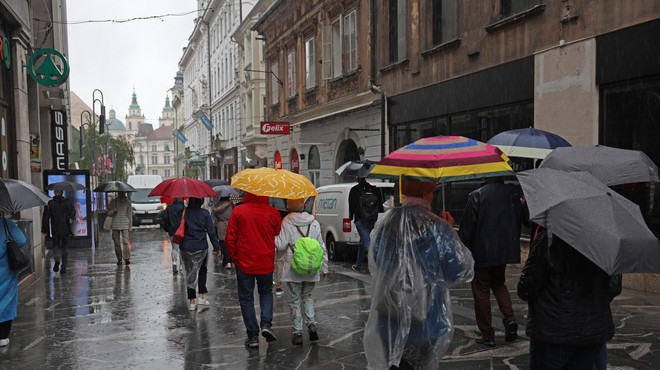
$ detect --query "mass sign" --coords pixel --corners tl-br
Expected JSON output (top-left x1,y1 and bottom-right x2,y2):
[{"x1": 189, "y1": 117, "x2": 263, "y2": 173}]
[
  {"x1": 28, "y1": 48, "x2": 69, "y2": 87},
  {"x1": 260, "y1": 121, "x2": 290, "y2": 135}
]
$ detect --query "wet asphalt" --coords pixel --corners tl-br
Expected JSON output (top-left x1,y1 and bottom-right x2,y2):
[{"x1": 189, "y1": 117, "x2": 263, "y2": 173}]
[{"x1": 1, "y1": 227, "x2": 660, "y2": 369}]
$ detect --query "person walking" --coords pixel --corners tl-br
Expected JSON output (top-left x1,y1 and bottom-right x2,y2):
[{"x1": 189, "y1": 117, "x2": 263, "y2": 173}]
[
  {"x1": 162, "y1": 197, "x2": 185, "y2": 273},
  {"x1": 274, "y1": 198, "x2": 328, "y2": 346},
  {"x1": 226, "y1": 192, "x2": 282, "y2": 348},
  {"x1": 179, "y1": 197, "x2": 221, "y2": 311},
  {"x1": 211, "y1": 196, "x2": 234, "y2": 270},
  {"x1": 518, "y1": 228, "x2": 616, "y2": 369},
  {"x1": 108, "y1": 192, "x2": 133, "y2": 265},
  {"x1": 364, "y1": 189, "x2": 474, "y2": 369},
  {"x1": 349, "y1": 177, "x2": 382, "y2": 273},
  {"x1": 458, "y1": 178, "x2": 523, "y2": 346},
  {"x1": 41, "y1": 190, "x2": 75, "y2": 273},
  {"x1": 0, "y1": 215, "x2": 28, "y2": 347}
]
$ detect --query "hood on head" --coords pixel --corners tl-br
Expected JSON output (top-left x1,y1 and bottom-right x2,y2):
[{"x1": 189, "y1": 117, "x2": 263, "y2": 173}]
[{"x1": 243, "y1": 192, "x2": 269, "y2": 204}]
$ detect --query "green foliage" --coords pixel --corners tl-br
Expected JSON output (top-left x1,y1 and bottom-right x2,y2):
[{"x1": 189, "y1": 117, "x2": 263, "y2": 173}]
[{"x1": 78, "y1": 124, "x2": 134, "y2": 182}]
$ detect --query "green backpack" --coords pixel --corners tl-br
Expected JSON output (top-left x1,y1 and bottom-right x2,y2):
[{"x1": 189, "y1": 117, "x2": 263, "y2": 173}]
[{"x1": 289, "y1": 225, "x2": 324, "y2": 275}]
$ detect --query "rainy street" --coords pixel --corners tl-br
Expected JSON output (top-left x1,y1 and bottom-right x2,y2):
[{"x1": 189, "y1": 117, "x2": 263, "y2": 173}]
[{"x1": 1, "y1": 227, "x2": 660, "y2": 369}]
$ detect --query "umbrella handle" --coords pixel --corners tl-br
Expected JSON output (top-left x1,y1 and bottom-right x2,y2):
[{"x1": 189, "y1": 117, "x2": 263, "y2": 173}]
[
  {"x1": 442, "y1": 183, "x2": 446, "y2": 211},
  {"x1": 395, "y1": 175, "x2": 402, "y2": 207}
]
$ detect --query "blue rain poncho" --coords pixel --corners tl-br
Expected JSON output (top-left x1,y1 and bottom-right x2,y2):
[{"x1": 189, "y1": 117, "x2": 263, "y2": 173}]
[{"x1": 364, "y1": 197, "x2": 474, "y2": 369}]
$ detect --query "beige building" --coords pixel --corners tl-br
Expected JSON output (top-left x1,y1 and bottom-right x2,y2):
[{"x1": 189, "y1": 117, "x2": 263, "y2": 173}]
[{"x1": 133, "y1": 96, "x2": 176, "y2": 179}]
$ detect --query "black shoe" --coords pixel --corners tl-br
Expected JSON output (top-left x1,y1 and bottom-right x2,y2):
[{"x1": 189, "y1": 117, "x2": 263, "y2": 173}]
[
  {"x1": 475, "y1": 335, "x2": 495, "y2": 347},
  {"x1": 53, "y1": 261, "x2": 60, "y2": 272},
  {"x1": 308, "y1": 324, "x2": 319, "y2": 342},
  {"x1": 124, "y1": 259, "x2": 130, "y2": 265},
  {"x1": 117, "y1": 260, "x2": 122, "y2": 266},
  {"x1": 505, "y1": 321, "x2": 518, "y2": 342},
  {"x1": 292, "y1": 333, "x2": 303, "y2": 346},
  {"x1": 261, "y1": 327, "x2": 277, "y2": 342},
  {"x1": 60, "y1": 266, "x2": 66, "y2": 274},
  {"x1": 351, "y1": 265, "x2": 360, "y2": 273},
  {"x1": 244, "y1": 336, "x2": 259, "y2": 348}
]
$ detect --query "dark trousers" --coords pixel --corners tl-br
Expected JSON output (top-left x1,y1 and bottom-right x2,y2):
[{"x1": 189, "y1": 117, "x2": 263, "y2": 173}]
[
  {"x1": 471, "y1": 265, "x2": 515, "y2": 337},
  {"x1": 236, "y1": 268, "x2": 274, "y2": 338},
  {"x1": 187, "y1": 255, "x2": 209, "y2": 300},
  {"x1": 0, "y1": 320, "x2": 12, "y2": 339},
  {"x1": 530, "y1": 340, "x2": 604, "y2": 370},
  {"x1": 52, "y1": 235, "x2": 69, "y2": 267},
  {"x1": 354, "y1": 219, "x2": 375, "y2": 269},
  {"x1": 218, "y1": 240, "x2": 231, "y2": 265}
]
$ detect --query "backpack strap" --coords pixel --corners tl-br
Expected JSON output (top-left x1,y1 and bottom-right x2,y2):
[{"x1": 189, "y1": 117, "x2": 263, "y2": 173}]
[
  {"x1": 290, "y1": 225, "x2": 312, "y2": 252},
  {"x1": 3, "y1": 217, "x2": 14, "y2": 243}
]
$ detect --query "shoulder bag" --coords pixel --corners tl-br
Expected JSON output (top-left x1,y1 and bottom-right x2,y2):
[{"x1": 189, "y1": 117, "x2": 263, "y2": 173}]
[
  {"x1": 3, "y1": 218, "x2": 30, "y2": 270},
  {"x1": 172, "y1": 209, "x2": 186, "y2": 245}
]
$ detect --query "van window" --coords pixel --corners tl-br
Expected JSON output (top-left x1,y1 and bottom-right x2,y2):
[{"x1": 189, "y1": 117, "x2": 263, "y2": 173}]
[
  {"x1": 304, "y1": 196, "x2": 315, "y2": 214},
  {"x1": 130, "y1": 189, "x2": 161, "y2": 204}
]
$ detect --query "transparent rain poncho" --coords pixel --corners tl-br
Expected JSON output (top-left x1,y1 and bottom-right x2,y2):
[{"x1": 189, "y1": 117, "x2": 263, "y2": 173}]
[
  {"x1": 181, "y1": 248, "x2": 209, "y2": 291},
  {"x1": 364, "y1": 197, "x2": 474, "y2": 370}
]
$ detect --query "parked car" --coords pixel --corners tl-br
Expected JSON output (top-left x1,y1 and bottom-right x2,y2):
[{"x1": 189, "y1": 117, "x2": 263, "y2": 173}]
[{"x1": 310, "y1": 181, "x2": 395, "y2": 261}]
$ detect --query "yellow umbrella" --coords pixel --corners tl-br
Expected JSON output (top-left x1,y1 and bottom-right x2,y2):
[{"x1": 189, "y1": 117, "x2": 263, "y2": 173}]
[{"x1": 231, "y1": 168, "x2": 318, "y2": 199}]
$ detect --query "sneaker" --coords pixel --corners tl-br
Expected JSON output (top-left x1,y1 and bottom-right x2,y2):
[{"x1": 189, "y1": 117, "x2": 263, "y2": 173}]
[
  {"x1": 244, "y1": 336, "x2": 259, "y2": 348},
  {"x1": 225, "y1": 263, "x2": 232, "y2": 270},
  {"x1": 275, "y1": 288, "x2": 284, "y2": 296},
  {"x1": 505, "y1": 321, "x2": 518, "y2": 342},
  {"x1": 0, "y1": 338, "x2": 8, "y2": 347},
  {"x1": 116, "y1": 260, "x2": 122, "y2": 266},
  {"x1": 308, "y1": 324, "x2": 319, "y2": 342},
  {"x1": 261, "y1": 327, "x2": 277, "y2": 342},
  {"x1": 60, "y1": 266, "x2": 66, "y2": 274},
  {"x1": 292, "y1": 333, "x2": 303, "y2": 346},
  {"x1": 475, "y1": 335, "x2": 495, "y2": 347},
  {"x1": 188, "y1": 303, "x2": 197, "y2": 311},
  {"x1": 124, "y1": 259, "x2": 130, "y2": 265},
  {"x1": 172, "y1": 264, "x2": 178, "y2": 274},
  {"x1": 351, "y1": 265, "x2": 361, "y2": 273},
  {"x1": 197, "y1": 298, "x2": 210, "y2": 306},
  {"x1": 53, "y1": 261, "x2": 60, "y2": 272}
]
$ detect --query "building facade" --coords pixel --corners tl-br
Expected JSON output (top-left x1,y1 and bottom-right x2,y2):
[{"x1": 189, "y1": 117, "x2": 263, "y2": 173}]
[{"x1": 132, "y1": 96, "x2": 176, "y2": 179}]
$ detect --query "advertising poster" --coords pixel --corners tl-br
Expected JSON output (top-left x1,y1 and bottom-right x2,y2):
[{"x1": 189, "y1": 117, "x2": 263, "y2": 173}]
[
  {"x1": 30, "y1": 132, "x2": 41, "y2": 172},
  {"x1": 43, "y1": 170, "x2": 91, "y2": 238}
]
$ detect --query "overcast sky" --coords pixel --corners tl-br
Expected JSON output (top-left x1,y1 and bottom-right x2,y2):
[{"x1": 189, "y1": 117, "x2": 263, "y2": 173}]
[{"x1": 66, "y1": 1, "x2": 197, "y2": 127}]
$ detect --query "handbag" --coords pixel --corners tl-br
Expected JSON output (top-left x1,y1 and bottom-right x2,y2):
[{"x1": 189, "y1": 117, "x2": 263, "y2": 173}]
[
  {"x1": 3, "y1": 218, "x2": 30, "y2": 270},
  {"x1": 103, "y1": 215, "x2": 113, "y2": 231},
  {"x1": 172, "y1": 209, "x2": 186, "y2": 245}
]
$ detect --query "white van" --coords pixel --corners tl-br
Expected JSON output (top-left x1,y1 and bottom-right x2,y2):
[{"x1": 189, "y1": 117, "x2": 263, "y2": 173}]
[
  {"x1": 126, "y1": 175, "x2": 165, "y2": 227},
  {"x1": 310, "y1": 181, "x2": 395, "y2": 261}
]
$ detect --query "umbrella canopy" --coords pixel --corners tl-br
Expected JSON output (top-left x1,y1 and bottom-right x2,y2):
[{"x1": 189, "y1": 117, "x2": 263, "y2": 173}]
[
  {"x1": 204, "y1": 179, "x2": 230, "y2": 187},
  {"x1": 213, "y1": 185, "x2": 240, "y2": 198},
  {"x1": 231, "y1": 168, "x2": 318, "y2": 199},
  {"x1": 47, "y1": 181, "x2": 86, "y2": 192},
  {"x1": 148, "y1": 177, "x2": 217, "y2": 199},
  {"x1": 0, "y1": 178, "x2": 51, "y2": 214},
  {"x1": 93, "y1": 181, "x2": 136, "y2": 193},
  {"x1": 539, "y1": 145, "x2": 659, "y2": 186},
  {"x1": 517, "y1": 168, "x2": 660, "y2": 275},
  {"x1": 487, "y1": 127, "x2": 571, "y2": 159},
  {"x1": 335, "y1": 160, "x2": 377, "y2": 178},
  {"x1": 369, "y1": 136, "x2": 514, "y2": 183}
]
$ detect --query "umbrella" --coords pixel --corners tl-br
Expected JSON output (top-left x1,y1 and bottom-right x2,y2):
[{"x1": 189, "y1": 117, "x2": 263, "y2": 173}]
[
  {"x1": 47, "y1": 181, "x2": 86, "y2": 192},
  {"x1": 93, "y1": 181, "x2": 136, "y2": 193},
  {"x1": 369, "y1": 136, "x2": 514, "y2": 205},
  {"x1": 539, "y1": 145, "x2": 659, "y2": 186},
  {"x1": 335, "y1": 160, "x2": 377, "y2": 178},
  {"x1": 204, "y1": 179, "x2": 230, "y2": 187},
  {"x1": 0, "y1": 178, "x2": 51, "y2": 214},
  {"x1": 231, "y1": 168, "x2": 318, "y2": 199},
  {"x1": 148, "y1": 177, "x2": 217, "y2": 199},
  {"x1": 487, "y1": 127, "x2": 571, "y2": 159},
  {"x1": 517, "y1": 168, "x2": 660, "y2": 275},
  {"x1": 213, "y1": 185, "x2": 240, "y2": 198}
]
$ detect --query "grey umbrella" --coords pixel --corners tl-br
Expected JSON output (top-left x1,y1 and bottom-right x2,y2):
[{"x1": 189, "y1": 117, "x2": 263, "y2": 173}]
[
  {"x1": 0, "y1": 178, "x2": 51, "y2": 214},
  {"x1": 517, "y1": 168, "x2": 660, "y2": 275},
  {"x1": 335, "y1": 160, "x2": 377, "y2": 178},
  {"x1": 93, "y1": 181, "x2": 136, "y2": 193},
  {"x1": 47, "y1": 181, "x2": 86, "y2": 192},
  {"x1": 212, "y1": 185, "x2": 240, "y2": 198},
  {"x1": 539, "y1": 145, "x2": 659, "y2": 185}
]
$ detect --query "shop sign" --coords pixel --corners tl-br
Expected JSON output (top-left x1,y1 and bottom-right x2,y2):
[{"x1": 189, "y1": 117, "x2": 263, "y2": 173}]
[
  {"x1": 50, "y1": 110, "x2": 68, "y2": 170},
  {"x1": 274, "y1": 151, "x2": 282, "y2": 169},
  {"x1": 260, "y1": 121, "x2": 290, "y2": 135},
  {"x1": 290, "y1": 149, "x2": 299, "y2": 173},
  {"x1": 28, "y1": 48, "x2": 69, "y2": 87}
]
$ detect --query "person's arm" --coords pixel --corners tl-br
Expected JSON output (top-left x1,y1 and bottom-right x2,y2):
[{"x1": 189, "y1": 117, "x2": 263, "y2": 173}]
[
  {"x1": 274, "y1": 220, "x2": 290, "y2": 251},
  {"x1": 126, "y1": 200, "x2": 133, "y2": 231},
  {"x1": 225, "y1": 212, "x2": 238, "y2": 261},
  {"x1": 67, "y1": 201, "x2": 76, "y2": 220},
  {"x1": 437, "y1": 222, "x2": 474, "y2": 285},
  {"x1": 517, "y1": 229, "x2": 548, "y2": 302},
  {"x1": 348, "y1": 186, "x2": 358, "y2": 221},
  {"x1": 6, "y1": 217, "x2": 27, "y2": 247},
  {"x1": 205, "y1": 212, "x2": 221, "y2": 253},
  {"x1": 458, "y1": 193, "x2": 479, "y2": 249},
  {"x1": 107, "y1": 200, "x2": 116, "y2": 216},
  {"x1": 313, "y1": 221, "x2": 328, "y2": 275},
  {"x1": 41, "y1": 205, "x2": 51, "y2": 235}
]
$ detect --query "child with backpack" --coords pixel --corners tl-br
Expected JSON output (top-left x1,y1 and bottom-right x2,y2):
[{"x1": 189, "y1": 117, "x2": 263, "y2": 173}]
[{"x1": 274, "y1": 198, "x2": 328, "y2": 346}]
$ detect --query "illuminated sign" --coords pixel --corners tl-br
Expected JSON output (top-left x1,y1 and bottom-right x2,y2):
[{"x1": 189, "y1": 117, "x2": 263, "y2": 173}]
[
  {"x1": 260, "y1": 121, "x2": 290, "y2": 135},
  {"x1": 50, "y1": 110, "x2": 68, "y2": 170}
]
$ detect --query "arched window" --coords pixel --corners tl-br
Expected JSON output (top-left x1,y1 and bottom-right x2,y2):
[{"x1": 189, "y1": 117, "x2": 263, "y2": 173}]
[{"x1": 308, "y1": 145, "x2": 320, "y2": 186}]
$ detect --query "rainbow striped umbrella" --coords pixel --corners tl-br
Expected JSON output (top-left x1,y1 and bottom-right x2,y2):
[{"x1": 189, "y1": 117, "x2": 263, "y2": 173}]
[{"x1": 370, "y1": 136, "x2": 514, "y2": 205}]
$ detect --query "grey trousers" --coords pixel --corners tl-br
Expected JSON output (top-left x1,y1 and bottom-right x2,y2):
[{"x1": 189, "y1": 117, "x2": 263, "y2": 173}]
[{"x1": 112, "y1": 229, "x2": 131, "y2": 260}]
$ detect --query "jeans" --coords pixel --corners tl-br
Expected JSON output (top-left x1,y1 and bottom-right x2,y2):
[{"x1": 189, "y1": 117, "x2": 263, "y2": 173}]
[
  {"x1": 530, "y1": 340, "x2": 603, "y2": 370},
  {"x1": 354, "y1": 219, "x2": 375, "y2": 269},
  {"x1": 471, "y1": 265, "x2": 515, "y2": 337},
  {"x1": 236, "y1": 268, "x2": 274, "y2": 338},
  {"x1": 51, "y1": 235, "x2": 69, "y2": 267},
  {"x1": 274, "y1": 248, "x2": 286, "y2": 289},
  {"x1": 287, "y1": 281, "x2": 316, "y2": 333}
]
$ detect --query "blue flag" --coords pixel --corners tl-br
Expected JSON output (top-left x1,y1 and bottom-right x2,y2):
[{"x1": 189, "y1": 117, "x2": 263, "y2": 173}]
[
  {"x1": 198, "y1": 112, "x2": 214, "y2": 131},
  {"x1": 173, "y1": 129, "x2": 187, "y2": 143}
]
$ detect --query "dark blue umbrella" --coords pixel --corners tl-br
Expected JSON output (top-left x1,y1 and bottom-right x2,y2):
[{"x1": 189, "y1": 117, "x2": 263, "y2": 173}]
[{"x1": 487, "y1": 127, "x2": 571, "y2": 159}]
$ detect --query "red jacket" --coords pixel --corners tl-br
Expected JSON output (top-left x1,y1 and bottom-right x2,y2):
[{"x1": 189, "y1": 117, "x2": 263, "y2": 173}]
[{"x1": 225, "y1": 193, "x2": 282, "y2": 274}]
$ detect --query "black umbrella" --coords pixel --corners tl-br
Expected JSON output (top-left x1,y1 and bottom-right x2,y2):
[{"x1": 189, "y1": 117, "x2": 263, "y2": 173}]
[
  {"x1": 93, "y1": 181, "x2": 136, "y2": 193},
  {"x1": 205, "y1": 179, "x2": 230, "y2": 187},
  {"x1": 47, "y1": 181, "x2": 86, "y2": 192},
  {"x1": 335, "y1": 160, "x2": 377, "y2": 178},
  {"x1": 0, "y1": 178, "x2": 51, "y2": 213}
]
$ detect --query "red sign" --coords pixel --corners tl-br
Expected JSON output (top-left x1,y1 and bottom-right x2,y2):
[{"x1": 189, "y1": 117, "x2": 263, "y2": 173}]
[
  {"x1": 274, "y1": 151, "x2": 282, "y2": 169},
  {"x1": 261, "y1": 121, "x2": 290, "y2": 135},
  {"x1": 290, "y1": 149, "x2": 299, "y2": 173}
]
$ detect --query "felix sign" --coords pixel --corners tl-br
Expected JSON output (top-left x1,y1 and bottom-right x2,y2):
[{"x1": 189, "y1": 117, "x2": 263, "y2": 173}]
[
  {"x1": 51, "y1": 110, "x2": 68, "y2": 170},
  {"x1": 260, "y1": 121, "x2": 290, "y2": 135}
]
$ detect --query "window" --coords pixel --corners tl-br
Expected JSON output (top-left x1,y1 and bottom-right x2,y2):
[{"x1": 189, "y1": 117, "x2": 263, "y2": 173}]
[
  {"x1": 271, "y1": 61, "x2": 280, "y2": 105},
  {"x1": 151, "y1": 144, "x2": 157, "y2": 152},
  {"x1": 164, "y1": 155, "x2": 171, "y2": 164},
  {"x1": 151, "y1": 155, "x2": 158, "y2": 165},
  {"x1": 322, "y1": 25, "x2": 333, "y2": 79},
  {"x1": 389, "y1": 0, "x2": 407, "y2": 63},
  {"x1": 307, "y1": 145, "x2": 321, "y2": 187},
  {"x1": 165, "y1": 169, "x2": 171, "y2": 177},
  {"x1": 342, "y1": 11, "x2": 357, "y2": 72},
  {"x1": 151, "y1": 169, "x2": 158, "y2": 176},
  {"x1": 432, "y1": 0, "x2": 458, "y2": 45},
  {"x1": 331, "y1": 20, "x2": 341, "y2": 78},
  {"x1": 139, "y1": 155, "x2": 144, "y2": 165},
  {"x1": 305, "y1": 38, "x2": 316, "y2": 89},
  {"x1": 287, "y1": 51, "x2": 296, "y2": 98},
  {"x1": 501, "y1": 0, "x2": 537, "y2": 18}
]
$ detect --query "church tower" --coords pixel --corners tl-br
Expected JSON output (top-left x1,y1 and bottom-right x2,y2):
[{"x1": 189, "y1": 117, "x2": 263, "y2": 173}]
[{"x1": 125, "y1": 89, "x2": 144, "y2": 138}]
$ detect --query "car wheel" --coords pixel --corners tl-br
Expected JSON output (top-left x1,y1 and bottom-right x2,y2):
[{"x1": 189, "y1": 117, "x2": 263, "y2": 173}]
[{"x1": 326, "y1": 233, "x2": 338, "y2": 262}]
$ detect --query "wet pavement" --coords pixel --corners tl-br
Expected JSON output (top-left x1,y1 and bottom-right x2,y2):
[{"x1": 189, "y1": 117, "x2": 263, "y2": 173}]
[{"x1": 1, "y1": 227, "x2": 660, "y2": 369}]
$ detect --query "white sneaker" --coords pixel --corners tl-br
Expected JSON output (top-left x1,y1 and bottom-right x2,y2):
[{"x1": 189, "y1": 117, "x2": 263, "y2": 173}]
[
  {"x1": 225, "y1": 263, "x2": 232, "y2": 270},
  {"x1": 188, "y1": 303, "x2": 197, "y2": 311},
  {"x1": 0, "y1": 338, "x2": 9, "y2": 347},
  {"x1": 197, "y1": 298, "x2": 209, "y2": 305}
]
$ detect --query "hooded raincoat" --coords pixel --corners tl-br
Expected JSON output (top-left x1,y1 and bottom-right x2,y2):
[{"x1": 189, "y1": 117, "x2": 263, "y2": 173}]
[{"x1": 275, "y1": 211, "x2": 328, "y2": 282}]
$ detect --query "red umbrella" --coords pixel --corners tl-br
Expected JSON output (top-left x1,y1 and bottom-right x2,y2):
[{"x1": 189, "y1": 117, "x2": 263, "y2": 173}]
[{"x1": 148, "y1": 177, "x2": 217, "y2": 199}]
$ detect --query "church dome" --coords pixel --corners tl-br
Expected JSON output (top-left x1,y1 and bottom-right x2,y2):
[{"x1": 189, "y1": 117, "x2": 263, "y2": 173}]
[{"x1": 106, "y1": 108, "x2": 126, "y2": 131}]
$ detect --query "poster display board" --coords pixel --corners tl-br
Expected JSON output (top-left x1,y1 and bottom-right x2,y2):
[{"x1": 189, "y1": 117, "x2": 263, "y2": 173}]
[{"x1": 42, "y1": 170, "x2": 91, "y2": 240}]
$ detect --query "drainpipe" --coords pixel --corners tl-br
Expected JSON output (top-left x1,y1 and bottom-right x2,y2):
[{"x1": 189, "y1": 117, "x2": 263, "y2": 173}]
[{"x1": 370, "y1": 0, "x2": 386, "y2": 159}]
